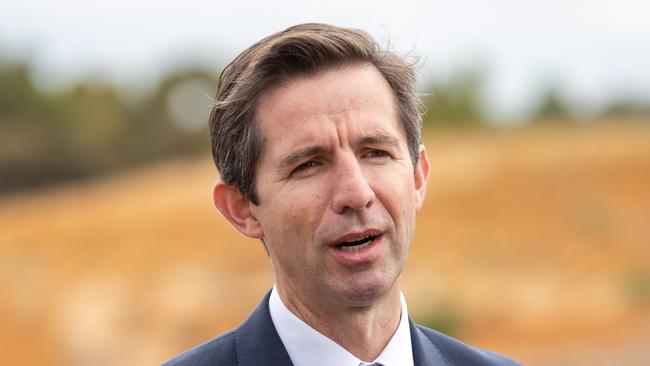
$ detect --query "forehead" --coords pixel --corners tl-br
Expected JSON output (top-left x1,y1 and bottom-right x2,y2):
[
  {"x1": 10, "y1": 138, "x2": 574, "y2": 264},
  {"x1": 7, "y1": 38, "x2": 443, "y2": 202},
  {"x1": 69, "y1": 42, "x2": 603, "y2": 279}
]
[{"x1": 254, "y1": 64, "x2": 403, "y2": 145}]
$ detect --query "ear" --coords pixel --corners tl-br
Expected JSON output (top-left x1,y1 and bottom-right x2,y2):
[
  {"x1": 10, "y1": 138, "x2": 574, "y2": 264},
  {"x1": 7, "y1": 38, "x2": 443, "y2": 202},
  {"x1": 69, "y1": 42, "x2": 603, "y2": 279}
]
[
  {"x1": 413, "y1": 144, "x2": 430, "y2": 211},
  {"x1": 212, "y1": 180, "x2": 264, "y2": 239}
]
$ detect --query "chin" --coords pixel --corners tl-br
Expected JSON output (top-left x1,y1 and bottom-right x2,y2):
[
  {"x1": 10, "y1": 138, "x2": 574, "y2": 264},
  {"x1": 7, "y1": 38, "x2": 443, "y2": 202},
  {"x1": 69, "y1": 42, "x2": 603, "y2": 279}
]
[{"x1": 336, "y1": 275, "x2": 398, "y2": 306}]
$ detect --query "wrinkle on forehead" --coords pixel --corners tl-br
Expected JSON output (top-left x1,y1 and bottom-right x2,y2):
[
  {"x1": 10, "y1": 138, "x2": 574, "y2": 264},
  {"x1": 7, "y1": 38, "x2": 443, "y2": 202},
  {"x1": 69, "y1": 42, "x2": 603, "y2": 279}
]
[
  {"x1": 255, "y1": 64, "x2": 398, "y2": 128},
  {"x1": 277, "y1": 109, "x2": 400, "y2": 152},
  {"x1": 253, "y1": 63, "x2": 407, "y2": 182}
]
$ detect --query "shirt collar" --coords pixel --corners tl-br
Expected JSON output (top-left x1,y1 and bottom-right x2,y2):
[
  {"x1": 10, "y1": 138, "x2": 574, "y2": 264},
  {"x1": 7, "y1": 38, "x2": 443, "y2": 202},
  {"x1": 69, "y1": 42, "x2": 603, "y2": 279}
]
[{"x1": 269, "y1": 286, "x2": 414, "y2": 366}]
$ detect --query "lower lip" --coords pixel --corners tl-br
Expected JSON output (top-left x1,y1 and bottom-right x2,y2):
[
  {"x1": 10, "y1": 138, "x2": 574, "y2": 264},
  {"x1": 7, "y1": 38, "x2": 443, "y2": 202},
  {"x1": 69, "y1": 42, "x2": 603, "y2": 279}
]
[{"x1": 328, "y1": 235, "x2": 383, "y2": 266}]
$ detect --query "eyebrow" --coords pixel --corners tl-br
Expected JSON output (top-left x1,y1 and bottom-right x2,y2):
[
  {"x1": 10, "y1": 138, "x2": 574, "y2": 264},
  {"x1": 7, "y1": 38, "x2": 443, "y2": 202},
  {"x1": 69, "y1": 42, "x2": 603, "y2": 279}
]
[
  {"x1": 277, "y1": 133, "x2": 401, "y2": 170},
  {"x1": 357, "y1": 134, "x2": 401, "y2": 150},
  {"x1": 278, "y1": 145, "x2": 331, "y2": 171}
]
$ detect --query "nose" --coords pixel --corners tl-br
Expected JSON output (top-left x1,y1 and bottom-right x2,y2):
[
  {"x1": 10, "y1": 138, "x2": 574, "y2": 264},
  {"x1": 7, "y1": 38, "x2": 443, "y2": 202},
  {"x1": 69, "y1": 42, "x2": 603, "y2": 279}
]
[{"x1": 330, "y1": 156, "x2": 375, "y2": 214}]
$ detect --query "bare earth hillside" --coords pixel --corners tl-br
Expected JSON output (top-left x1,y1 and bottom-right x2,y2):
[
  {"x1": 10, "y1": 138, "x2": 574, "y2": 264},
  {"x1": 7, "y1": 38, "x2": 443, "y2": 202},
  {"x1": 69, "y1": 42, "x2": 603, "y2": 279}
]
[{"x1": 1, "y1": 121, "x2": 649, "y2": 365}]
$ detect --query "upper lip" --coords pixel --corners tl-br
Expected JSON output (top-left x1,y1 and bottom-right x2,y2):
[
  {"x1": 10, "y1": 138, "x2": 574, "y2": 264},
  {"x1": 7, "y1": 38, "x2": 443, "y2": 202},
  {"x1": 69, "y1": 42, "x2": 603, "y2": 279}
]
[{"x1": 329, "y1": 229, "x2": 383, "y2": 247}]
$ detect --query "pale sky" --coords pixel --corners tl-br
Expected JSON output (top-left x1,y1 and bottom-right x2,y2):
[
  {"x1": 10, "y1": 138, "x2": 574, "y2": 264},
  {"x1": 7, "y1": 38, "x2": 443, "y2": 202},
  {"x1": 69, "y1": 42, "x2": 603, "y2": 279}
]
[{"x1": 2, "y1": 0, "x2": 650, "y2": 119}]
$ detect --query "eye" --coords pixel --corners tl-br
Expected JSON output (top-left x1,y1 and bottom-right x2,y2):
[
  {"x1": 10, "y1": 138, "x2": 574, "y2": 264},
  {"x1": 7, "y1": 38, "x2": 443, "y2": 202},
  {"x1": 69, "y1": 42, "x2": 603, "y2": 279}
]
[
  {"x1": 291, "y1": 160, "x2": 319, "y2": 176},
  {"x1": 365, "y1": 149, "x2": 390, "y2": 158}
]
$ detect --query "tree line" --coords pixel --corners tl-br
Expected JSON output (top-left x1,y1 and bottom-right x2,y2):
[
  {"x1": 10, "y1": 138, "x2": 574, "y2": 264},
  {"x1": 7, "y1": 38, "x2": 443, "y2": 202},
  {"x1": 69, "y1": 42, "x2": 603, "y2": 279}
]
[{"x1": 1, "y1": 60, "x2": 647, "y2": 195}]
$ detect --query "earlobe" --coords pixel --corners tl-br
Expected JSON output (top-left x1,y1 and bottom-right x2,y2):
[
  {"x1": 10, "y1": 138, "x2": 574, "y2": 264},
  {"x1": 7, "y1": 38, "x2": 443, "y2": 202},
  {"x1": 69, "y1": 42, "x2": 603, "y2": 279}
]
[
  {"x1": 414, "y1": 145, "x2": 430, "y2": 211},
  {"x1": 212, "y1": 180, "x2": 264, "y2": 238}
]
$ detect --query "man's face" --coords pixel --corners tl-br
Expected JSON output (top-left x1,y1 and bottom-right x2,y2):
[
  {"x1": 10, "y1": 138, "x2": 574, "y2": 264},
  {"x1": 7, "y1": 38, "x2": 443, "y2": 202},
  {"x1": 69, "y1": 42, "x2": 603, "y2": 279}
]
[{"x1": 249, "y1": 64, "x2": 428, "y2": 308}]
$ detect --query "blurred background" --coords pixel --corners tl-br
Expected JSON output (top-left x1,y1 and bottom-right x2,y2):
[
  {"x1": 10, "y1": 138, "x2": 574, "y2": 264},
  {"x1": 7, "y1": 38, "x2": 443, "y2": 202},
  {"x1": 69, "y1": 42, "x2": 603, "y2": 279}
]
[{"x1": 1, "y1": 1, "x2": 649, "y2": 365}]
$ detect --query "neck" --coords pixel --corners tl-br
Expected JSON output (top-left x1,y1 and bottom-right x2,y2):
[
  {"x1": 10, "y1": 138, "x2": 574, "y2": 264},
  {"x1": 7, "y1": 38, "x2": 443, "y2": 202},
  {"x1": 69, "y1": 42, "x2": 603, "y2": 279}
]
[{"x1": 275, "y1": 281, "x2": 403, "y2": 361}]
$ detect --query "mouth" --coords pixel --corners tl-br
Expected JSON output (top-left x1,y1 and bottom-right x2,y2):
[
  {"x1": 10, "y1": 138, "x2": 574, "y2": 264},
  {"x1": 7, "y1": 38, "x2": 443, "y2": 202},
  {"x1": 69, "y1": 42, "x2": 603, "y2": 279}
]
[
  {"x1": 328, "y1": 231, "x2": 383, "y2": 265},
  {"x1": 334, "y1": 235, "x2": 378, "y2": 252}
]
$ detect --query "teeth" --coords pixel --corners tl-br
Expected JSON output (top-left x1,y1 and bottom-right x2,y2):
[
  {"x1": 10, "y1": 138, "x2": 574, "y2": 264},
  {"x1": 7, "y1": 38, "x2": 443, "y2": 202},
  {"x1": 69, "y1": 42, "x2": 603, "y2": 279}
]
[
  {"x1": 340, "y1": 240, "x2": 373, "y2": 252},
  {"x1": 336, "y1": 235, "x2": 375, "y2": 251},
  {"x1": 344, "y1": 235, "x2": 372, "y2": 244}
]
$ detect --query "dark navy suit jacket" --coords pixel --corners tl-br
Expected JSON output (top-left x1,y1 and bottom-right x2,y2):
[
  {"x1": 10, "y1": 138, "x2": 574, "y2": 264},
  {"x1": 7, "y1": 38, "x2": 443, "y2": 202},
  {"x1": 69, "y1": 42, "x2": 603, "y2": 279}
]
[{"x1": 162, "y1": 292, "x2": 521, "y2": 366}]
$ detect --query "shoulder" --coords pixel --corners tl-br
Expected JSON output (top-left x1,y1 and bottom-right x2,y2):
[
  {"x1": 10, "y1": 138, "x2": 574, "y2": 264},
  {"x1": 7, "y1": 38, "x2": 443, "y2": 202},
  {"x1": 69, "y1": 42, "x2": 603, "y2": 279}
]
[
  {"x1": 161, "y1": 329, "x2": 238, "y2": 366},
  {"x1": 413, "y1": 323, "x2": 522, "y2": 366}
]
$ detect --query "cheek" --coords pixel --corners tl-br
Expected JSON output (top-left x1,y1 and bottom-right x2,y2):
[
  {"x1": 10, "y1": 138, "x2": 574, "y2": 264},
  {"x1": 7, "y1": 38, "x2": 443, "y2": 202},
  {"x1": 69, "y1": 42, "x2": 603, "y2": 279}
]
[
  {"x1": 370, "y1": 165, "x2": 415, "y2": 203},
  {"x1": 369, "y1": 168, "x2": 417, "y2": 233},
  {"x1": 261, "y1": 187, "x2": 327, "y2": 246}
]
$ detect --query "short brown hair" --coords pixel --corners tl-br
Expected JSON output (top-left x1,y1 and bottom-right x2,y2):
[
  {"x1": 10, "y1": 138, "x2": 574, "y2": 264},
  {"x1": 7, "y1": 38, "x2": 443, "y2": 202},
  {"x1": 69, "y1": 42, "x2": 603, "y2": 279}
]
[{"x1": 209, "y1": 23, "x2": 422, "y2": 204}]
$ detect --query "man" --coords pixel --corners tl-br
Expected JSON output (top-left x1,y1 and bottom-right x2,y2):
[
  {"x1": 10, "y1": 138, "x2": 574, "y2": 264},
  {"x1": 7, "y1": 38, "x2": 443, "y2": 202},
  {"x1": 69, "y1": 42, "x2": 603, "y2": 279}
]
[{"x1": 163, "y1": 23, "x2": 520, "y2": 366}]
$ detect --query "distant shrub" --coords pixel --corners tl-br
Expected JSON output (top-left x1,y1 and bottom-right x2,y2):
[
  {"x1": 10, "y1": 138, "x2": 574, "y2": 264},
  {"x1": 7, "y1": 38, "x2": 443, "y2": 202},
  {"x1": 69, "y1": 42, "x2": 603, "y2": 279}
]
[
  {"x1": 531, "y1": 85, "x2": 573, "y2": 121},
  {"x1": 0, "y1": 60, "x2": 217, "y2": 194},
  {"x1": 621, "y1": 267, "x2": 650, "y2": 307},
  {"x1": 421, "y1": 69, "x2": 485, "y2": 127},
  {"x1": 414, "y1": 304, "x2": 463, "y2": 336},
  {"x1": 600, "y1": 100, "x2": 650, "y2": 119}
]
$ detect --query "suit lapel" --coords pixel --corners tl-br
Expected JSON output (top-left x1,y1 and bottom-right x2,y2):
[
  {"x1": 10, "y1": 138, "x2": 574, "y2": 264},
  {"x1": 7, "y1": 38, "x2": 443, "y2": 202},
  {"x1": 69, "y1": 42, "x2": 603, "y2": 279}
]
[
  {"x1": 235, "y1": 293, "x2": 447, "y2": 366},
  {"x1": 410, "y1": 318, "x2": 448, "y2": 366},
  {"x1": 235, "y1": 291, "x2": 294, "y2": 366}
]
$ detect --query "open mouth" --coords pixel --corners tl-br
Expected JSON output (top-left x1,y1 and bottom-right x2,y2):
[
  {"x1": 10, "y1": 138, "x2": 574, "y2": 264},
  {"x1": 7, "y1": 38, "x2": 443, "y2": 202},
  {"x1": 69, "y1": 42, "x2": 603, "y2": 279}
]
[{"x1": 335, "y1": 235, "x2": 377, "y2": 252}]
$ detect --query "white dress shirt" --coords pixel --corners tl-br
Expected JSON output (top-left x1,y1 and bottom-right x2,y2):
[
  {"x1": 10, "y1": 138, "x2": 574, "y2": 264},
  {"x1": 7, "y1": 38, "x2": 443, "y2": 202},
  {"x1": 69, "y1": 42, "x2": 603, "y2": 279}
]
[{"x1": 269, "y1": 286, "x2": 414, "y2": 366}]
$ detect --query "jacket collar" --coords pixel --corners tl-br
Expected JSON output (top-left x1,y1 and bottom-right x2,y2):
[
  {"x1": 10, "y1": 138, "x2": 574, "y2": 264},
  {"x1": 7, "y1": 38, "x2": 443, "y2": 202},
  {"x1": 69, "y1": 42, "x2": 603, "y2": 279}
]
[
  {"x1": 234, "y1": 291, "x2": 447, "y2": 366},
  {"x1": 235, "y1": 291, "x2": 294, "y2": 366},
  {"x1": 409, "y1": 318, "x2": 448, "y2": 366}
]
